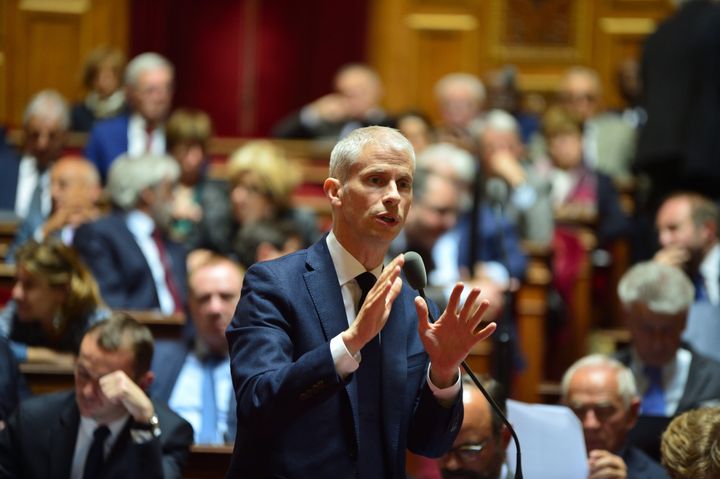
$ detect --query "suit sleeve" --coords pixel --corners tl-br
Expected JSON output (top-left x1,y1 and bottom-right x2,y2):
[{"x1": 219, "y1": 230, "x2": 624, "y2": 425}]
[{"x1": 226, "y1": 262, "x2": 345, "y2": 436}]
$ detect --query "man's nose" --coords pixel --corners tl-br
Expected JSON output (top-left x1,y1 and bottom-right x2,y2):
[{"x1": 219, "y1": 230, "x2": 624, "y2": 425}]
[
  {"x1": 383, "y1": 181, "x2": 401, "y2": 204},
  {"x1": 582, "y1": 410, "x2": 601, "y2": 429}
]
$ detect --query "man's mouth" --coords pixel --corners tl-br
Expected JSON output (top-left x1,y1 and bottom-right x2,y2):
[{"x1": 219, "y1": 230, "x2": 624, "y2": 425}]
[{"x1": 377, "y1": 213, "x2": 399, "y2": 225}]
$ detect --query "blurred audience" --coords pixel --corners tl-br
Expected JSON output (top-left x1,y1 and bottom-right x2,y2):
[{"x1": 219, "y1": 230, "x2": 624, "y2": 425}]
[
  {"x1": 273, "y1": 63, "x2": 393, "y2": 140},
  {"x1": 0, "y1": 90, "x2": 69, "y2": 221},
  {"x1": 434, "y1": 73, "x2": 486, "y2": 154},
  {"x1": 484, "y1": 65, "x2": 540, "y2": 143},
  {"x1": 654, "y1": 192, "x2": 719, "y2": 306},
  {"x1": 661, "y1": 406, "x2": 720, "y2": 479},
  {"x1": 0, "y1": 337, "x2": 28, "y2": 431},
  {"x1": 396, "y1": 110, "x2": 435, "y2": 155},
  {"x1": 85, "y1": 52, "x2": 174, "y2": 181},
  {"x1": 71, "y1": 47, "x2": 127, "y2": 132},
  {"x1": 233, "y1": 219, "x2": 303, "y2": 270},
  {"x1": 6, "y1": 156, "x2": 102, "y2": 263},
  {"x1": 0, "y1": 313, "x2": 193, "y2": 478},
  {"x1": 562, "y1": 354, "x2": 669, "y2": 479},
  {"x1": 73, "y1": 153, "x2": 187, "y2": 314},
  {"x1": 151, "y1": 254, "x2": 243, "y2": 444},
  {"x1": 0, "y1": 238, "x2": 107, "y2": 366}
]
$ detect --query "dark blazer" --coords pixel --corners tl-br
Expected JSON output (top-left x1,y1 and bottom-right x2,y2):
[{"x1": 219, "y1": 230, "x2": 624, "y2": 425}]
[
  {"x1": 0, "y1": 337, "x2": 26, "y2": 422},
  {"x1": 0, "y1": 390, "x2": 193, "y2": 479},
  {"x1": 73, "y1": 212, "x2": 188, "y2": 311},
  {"x1": 616, "y1": 346, "x2": 720, "y2": 414},
  {"x1": 225, "y1": 238, "x2": 463, "y2": 478},
  {"x1": 84, "y1": 114, "x2": 130, "y2": 182},
  {"x1": 622, "y1": 446, "x2": 669, "y2": 479},
  {"x1": 0, "y1": 138, "x2": 21, "y2": 212}
]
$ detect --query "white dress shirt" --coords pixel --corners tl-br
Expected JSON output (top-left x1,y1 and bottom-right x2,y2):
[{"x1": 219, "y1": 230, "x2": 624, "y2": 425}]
[
  {"x1": 127, "y1": 114, "x2": 166, "y2": 158},
  {"x1": 629, "y1": 347, "x2": 692, "y2": 416},
  {"x1": 700, "y1": 243, "x2": 720, "y2": 305},
  {"x1": 70, "y1": 414, "x2": 129, "y2": 479},
  {"x1": 14, "y1": 156, "x2": 51, "y2": 219}
]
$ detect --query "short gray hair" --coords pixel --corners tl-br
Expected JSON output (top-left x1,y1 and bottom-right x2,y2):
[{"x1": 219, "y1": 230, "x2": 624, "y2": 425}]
[
  {"x1": 23, "y1": 90, "x2": 70, "y2": 130},
  {"x1": 124, "y1": 52, "x2": 174, "y2": 87},
  {"x1": 561, "y1": 354, "x2": 638, "y2": 408},
  {"x1": 618, "y1": 261, "x2": 695, "y2": 315},
  {"x1": 481, "y1": 109, "x2": 520, "y2": 136},
  {"x1": 107, "y1": 154, "x2": 179, "y2": 210},
  {"x1": 416, "y1": 142, "x2": 476, "y2": 185},
  {"x1": 329, "y1": 126, "x2": 415, "y2": 183},
  {"x1": 434, "y1": 73, "x2": 486, "y2": 103}
]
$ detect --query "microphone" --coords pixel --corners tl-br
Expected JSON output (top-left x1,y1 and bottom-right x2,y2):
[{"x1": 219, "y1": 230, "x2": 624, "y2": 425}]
[
  {"x1": 403, "y1": 251, "x2": 524, "y2": 479},
  {"x1": 485, "y1": 177, "x2": 509, "y2": 207}
]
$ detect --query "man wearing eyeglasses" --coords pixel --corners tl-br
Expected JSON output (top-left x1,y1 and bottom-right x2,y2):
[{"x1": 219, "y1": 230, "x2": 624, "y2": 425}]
[
  {"x1": 438, "y1": 375, "x2": 511, "y2": 479},
  {"x1": 561, "y1": 355, "x2": 668, "y2": 479}
]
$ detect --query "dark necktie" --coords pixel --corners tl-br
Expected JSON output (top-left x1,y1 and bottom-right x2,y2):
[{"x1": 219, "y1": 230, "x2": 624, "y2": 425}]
[
  {"x1": 83, "y1": 425, "x2": 110, "y2": 479},
  {"x1": 151, "y1": 229, "x2": 183, "y2": 313},
  {"x1": 694, "y1": 273, "x2": 709, "y2": 302},
  {"x1": 26, "y1": 175, "x2": 44, "y2": 221},
  {"x1": 354, "y1": 272, "x2": 386, "y2": 478},
  {"x1": 641, "y1": 366, "x2": 666, "y2": 416}
]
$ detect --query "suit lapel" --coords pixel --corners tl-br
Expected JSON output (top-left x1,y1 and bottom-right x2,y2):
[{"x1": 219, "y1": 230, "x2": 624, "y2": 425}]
[{"x1": 49, "y1": 394, "x2": 81, "y2": 479}]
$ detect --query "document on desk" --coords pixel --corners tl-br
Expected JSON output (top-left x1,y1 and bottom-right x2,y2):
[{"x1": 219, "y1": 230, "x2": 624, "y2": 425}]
[{"x1": 505, "y1": 400, "x2": 589, "y2": 479}]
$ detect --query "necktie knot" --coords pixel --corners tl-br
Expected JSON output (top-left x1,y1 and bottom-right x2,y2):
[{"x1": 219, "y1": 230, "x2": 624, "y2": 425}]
[
  {"x1": 355, "y1": 272, "x2": 377, "y2": 310},
  {"x1": 644, "y1": 366, "x2": 663, "y2": 385},
  {"x1": 93, "y1": 425, "x2": 111, "y2": 441}
]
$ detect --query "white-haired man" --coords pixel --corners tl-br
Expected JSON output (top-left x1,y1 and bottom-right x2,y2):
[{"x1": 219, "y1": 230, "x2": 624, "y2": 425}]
[
  {"x1": 0, "y1": 90, "x2": 69, "y2": 222},
  {"x1": 85, "y1": 52, "x2": 175, "y2": 181},
  {"x1": 73, "y1": 154, "x2": 186, "y2": 313},
  {"x1": 562, "y1": 354, "x2": 669, "y2": 479},
  {"x1": 434, "y1": 73, "x2": 486, "y2": 154}
]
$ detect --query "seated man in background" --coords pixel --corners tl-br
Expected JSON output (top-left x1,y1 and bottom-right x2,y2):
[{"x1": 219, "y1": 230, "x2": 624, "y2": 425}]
[
  {"x1": 272, "y1": 63, "x2": 393, "y2": 140},
  {"x1": 433, "y1": 73, "x2": 486, "y2": 155},
  {"x1": 0, "y1": 90, "x2": 69, "y2": 222},
  {"x1": 85, "y1": 52, "x2": 174, "y2": 181},
  {"x1": 233, "y1": 219, "x2": 303, "y2": 270},
  {"x1": 6, "y1": 155, "x2": 102, "y2": 263},
  {"x1": 661, "y1": 406, "x2": 720, "y2": 479},
  {"x1": 561, "y1": 354, "x2": 669, "y2": 479},
  {"x1": 437, "y1": 375, "x2": 511, "y2": 479},
  {"x1": 73, "y1": 153, "x2": 187, "y2": 314},
  {"x1": 151, "y1": 254, "x2": 243, "y2": 444},
  {"x1": 0, "y1": 337, "x2": 27, "y2": 431},
  {"x1": 0, "y1": 313, "x2": 193, "y2": 478}
]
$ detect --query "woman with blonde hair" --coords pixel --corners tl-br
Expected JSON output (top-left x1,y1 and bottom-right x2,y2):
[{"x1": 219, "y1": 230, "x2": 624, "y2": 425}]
[
  {"x1": 0, "y1": 238, "x2": 108, "y2": 366},
  {"x1": 661, "y1": 407, "x2": 720, "y2": 479}
]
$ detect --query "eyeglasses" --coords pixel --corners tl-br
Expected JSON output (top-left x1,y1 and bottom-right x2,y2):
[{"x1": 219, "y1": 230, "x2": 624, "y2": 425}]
[{"x1": 446, "y1": 440, "x2": 489, "y2": 462}]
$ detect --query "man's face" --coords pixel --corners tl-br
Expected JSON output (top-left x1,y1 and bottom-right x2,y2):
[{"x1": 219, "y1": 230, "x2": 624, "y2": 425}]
[
  {"x1": 405, "y1": 175, "x2": 460, "y2": 252},
  {"x1": 559, "y1": 73, "x2": 600, "y2": 123},
  {"x1": 75, "y1": 332, "x2": 138, "y2": 423},
  {"x1": 548, "y1": 132, "x2": 583, "y2": 170},
  {"x1": 626, "y1": 302, "x2": 685, "y2": 367},
  {"x1": 148, "y1": 179, "x2": 176, "y2": 231},
  {"x1": 656, "y1": 197, "x2": 712, "y2": 265},
  {"x1": 230, "y1": 173, "x2": 273, "y2": 225},
  {"x1": 189, "y1": 263, "x2": 242, "y2": 354},
  {"x1": 50, "y1": 159, "x2": 100, "y2": 211},
  {"x1": 129, "y1": 67, "x2": 173, "y2": 124},
  {"x1": 331, "y1": 143, "x2": 413, "y2": 250},
  {"x1": 439, "y1": 389, "x2": 506, "y2": 479},
  {"x1": 336, "y1": 69, "x2": 381, "y2": 120},
  {"x1": 24, "y1": 115, "x2": 66, "y2": 168},
  {"x1": 565, "y1": 365, "x2": 638, "y2": 454},
  {"x1": 480, "y1": 128, "x2": 524, "y2": 164},
  {"x1": 439, "y1": 85, "x2": 481, "y2": 129}
]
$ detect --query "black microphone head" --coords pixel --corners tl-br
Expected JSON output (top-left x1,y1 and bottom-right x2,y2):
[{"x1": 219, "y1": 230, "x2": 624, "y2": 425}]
[
  {"x1": 403, "y1": 251, "x2": 427, "y2": 290},
  {"x1": 486, "y1": 177, "x2": 509, "y2": 205}
]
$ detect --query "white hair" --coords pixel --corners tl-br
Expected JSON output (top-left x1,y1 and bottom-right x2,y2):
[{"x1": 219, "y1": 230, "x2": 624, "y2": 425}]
[
  {"x1": 561, "y1": 354, "x2": 638, "y2": 408},
  {"x1": 481, "y1": 109, "x2": 520, "y2": 135},
  {"x1": 107, "y1": 154, "x2": 179, "y2": 210},
  {"x1": 23, "y1": 90, "x2": 70, "y2": 130},
  {"x1": 434, "y1": 73, "x2": 486, "y2": 103},
  {"x1": 618, "y1": 261, "x2": 695, "y2": 315},
  {"x1": 416, "y1": 142, "x2": 476, "y2": 185},
  {"x1": 329, "y1": 126, "x2": 415, "y2": 182},
  {"x1": 124, "y1": 52, "x2": 174, "y2": 87}
]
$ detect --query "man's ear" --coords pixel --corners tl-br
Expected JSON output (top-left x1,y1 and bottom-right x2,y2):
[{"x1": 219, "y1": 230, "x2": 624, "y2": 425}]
[
  {"x1": 323, "y1": 178, "x2": 342, "y2": 206},
  {"x1": 137, "y1": 370, "x2": 154, "y2": 391},
  {"x1": 626, "y1": 397, "x2": 641, "y2": 431},
  {"x1": 138, "y1": 187, "x2": 155, "y2": 208}
]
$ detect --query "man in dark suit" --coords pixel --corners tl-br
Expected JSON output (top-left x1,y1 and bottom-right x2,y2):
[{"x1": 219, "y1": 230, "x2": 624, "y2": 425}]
[
  {"x1": 272, "y1": 63, "x2": 394, "y2": 140},
  {"x1": 151, "y1": 253, "x2": 243, "y2": 444},
  {"x1": 0, "y1": 313, "x2": 193, "y2": 478},
  {"x1": 0, "y1": 337, "x2": 26, "y2": 430},
  {"x1": 74, "y1": 153, "x2": 187, "y2": 313},
  {"x1": 85, "y1": 52, "x2": 174, "y2": 182},
  {"x1": 226, "y1": 126, "x2": 497, "y2": 478},
  {"x1": 562, "y1": 354, "x2": 669, "y2": 479}
]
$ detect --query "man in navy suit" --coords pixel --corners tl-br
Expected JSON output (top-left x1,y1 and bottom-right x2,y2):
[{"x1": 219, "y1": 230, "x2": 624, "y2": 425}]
[
  {"x1": 562, "y1": 355, "x2": 669, "y2": 479},
  {"x1": 85, "y1": 52, "x2": 174, "y2": 182},
  {"x1": 151, "y1": 253, "x2": 243, "y2": 444},
  {"x1": 226, "y1": 126, "x2": 497, "y2": 478},
  {"x1": 73, "y1": 153, "x2": 187, "y2": 313}
]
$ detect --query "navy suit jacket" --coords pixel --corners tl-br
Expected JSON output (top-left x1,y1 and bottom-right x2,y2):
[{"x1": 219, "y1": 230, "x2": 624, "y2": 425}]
[
  {"x1": 73, "y1": 212, "x2": 188, "y2": 311},
  {"x1": 0, "y1": 390, "x2": 193, "y2": 479},
  {"x1": 0, "y1": 139, "x2": 21, "y2": 212},
  {"x1": 226, "y1": 238, "x2": 463, "y2": 478},
  {"x1": 622, "y1": 446, "x2": 669, "y2": 479},
  {"x1": 84, "y1": 114, "x2": 130, "y2": 182},
  {"x1": 0, "y1": 337, "x2": 26, "y2": 422}
]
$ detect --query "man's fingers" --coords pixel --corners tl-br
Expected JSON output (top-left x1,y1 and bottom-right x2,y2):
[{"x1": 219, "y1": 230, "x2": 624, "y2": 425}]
[
  {"x1": 415, "y1": 296, "x2": 430, "y2": 333},
  {"x1": 459, "y1": 287, "x2": 481, "y2": 320},
  {"x1": 467, "y1": 299, "x2": 491, "y2": 332},
  {"x1": 473, "y1": 321, "x2": 497, "y2": 342},
  {"x1": 445, "y1": 283, "x2": 465, "y2": 317}
]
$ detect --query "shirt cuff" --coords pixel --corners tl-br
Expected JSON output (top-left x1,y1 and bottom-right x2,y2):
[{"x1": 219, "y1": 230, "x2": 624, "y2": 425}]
[
  {"x1": 330, "y1": 333, "x2": 360, "y2": 379},
  {"x1": 426, "y1": 364, "x2": 461, "y2": 402}
]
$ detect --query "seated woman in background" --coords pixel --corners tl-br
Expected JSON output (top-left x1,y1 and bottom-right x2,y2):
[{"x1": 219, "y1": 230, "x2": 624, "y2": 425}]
[
  {"x1": 0, "y1": 239, "x2": 108, "y2": 365},
  {"x1": 70, "y1": 46, "x2": 127, "y2": 132},
  {"x1": 661, "y1": 407, "x2": 720, "y2": 479},
  {"x1": 199, "y1": 141, "x2": 320, "y2": 256}
]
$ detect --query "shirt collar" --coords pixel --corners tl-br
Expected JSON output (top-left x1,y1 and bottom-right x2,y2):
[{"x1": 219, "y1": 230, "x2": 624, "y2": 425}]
[
  {"x1": 125, "y1": 210, "x2": 156, "y2": 238},
  {"x1": 326, "y1": 231, "x2": 383, "y2": 287},
  {"x1": 79, "y1": 412, "x2": 129, "y2": 440},
  {"x1": 700, "y1": 242, "x2": 720, "y2": 280}
]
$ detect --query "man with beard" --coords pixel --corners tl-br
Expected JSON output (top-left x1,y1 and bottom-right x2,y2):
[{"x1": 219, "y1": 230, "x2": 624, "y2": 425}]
[
  {"x1": 654, "y1": 192, "x2": 719, "y2": 306},
  {"x1": 438, "y1": 375, "x2": 510, "y2": 479},
  {"x1": 562, "y1": 355, "x2": 668, "y2": 479},
  {"x1": 74, "y1": 153, "x2": 187, "y2": 313}
]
